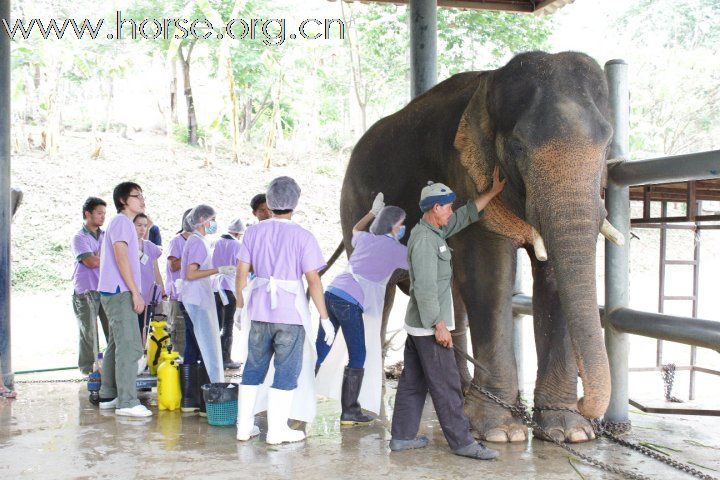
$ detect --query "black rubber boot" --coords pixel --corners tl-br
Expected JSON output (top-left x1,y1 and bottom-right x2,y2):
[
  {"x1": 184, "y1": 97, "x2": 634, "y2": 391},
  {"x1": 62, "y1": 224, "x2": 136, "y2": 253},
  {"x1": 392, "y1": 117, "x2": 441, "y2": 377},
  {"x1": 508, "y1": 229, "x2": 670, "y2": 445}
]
[
  {"x1": 197, "y1": 363, "x2": 211, "y2": 417},
  {"x1": 180, "y1": 363, "x2": 199, "y2": 412},
  {"x1": 340, "y1": 367, "x2": 373, "y2": 425}
]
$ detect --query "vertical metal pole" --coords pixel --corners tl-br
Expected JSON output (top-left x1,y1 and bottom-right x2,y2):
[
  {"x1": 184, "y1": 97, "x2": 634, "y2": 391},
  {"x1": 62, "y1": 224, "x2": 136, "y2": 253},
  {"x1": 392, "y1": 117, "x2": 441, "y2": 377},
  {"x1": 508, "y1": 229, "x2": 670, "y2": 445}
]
[
  {"x1": 657, "y1": 201, "x2": 667, "y2": 367},
  {"x1": 604, "y1": 60, "x2": 630, "y2": 424},
  {"x1": 0, "y1": 0, "x2": 12, "y2": 390},
  {"x1": 513, "y1": 251, "x2": 524, "y2": 396},
  {"x1": 409, "y1": 0, "x2": 437, "y2": 98},
  {"x1": 690, "y1": 221, "x2": 700, "y2": 400}
]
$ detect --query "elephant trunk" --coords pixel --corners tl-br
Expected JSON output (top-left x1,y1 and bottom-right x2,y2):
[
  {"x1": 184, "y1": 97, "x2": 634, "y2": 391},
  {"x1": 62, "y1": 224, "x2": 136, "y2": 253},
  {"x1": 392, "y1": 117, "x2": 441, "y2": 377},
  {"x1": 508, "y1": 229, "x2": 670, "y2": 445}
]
[{"x1": 530, "y1": 168, "x2": 610, "y2": 419}]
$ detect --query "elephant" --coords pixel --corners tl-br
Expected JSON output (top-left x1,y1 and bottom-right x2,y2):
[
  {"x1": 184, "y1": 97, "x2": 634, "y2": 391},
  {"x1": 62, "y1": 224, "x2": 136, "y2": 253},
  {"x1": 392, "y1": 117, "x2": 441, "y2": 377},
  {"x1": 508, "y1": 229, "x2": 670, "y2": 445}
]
[{"x1": 337, "y1": 51, "x2": 624, "y2": 444}]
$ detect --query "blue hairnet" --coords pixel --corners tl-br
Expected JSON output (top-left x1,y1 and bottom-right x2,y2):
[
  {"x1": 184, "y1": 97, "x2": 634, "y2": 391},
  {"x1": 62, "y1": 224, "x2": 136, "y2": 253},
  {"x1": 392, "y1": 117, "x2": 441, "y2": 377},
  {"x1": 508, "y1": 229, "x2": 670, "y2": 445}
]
[
  {"x1": 370, "y1": 205, "x2": 406, "y2": 235},
  {"x1": 185, "y1": 204, "x2": 215, "y2": 231},
  {"x1": 266, "y1": 176, "x2": 301, "y2": 211},
  {"x1": 228, "y1": 217, "x2": 245, "y2": 234}
]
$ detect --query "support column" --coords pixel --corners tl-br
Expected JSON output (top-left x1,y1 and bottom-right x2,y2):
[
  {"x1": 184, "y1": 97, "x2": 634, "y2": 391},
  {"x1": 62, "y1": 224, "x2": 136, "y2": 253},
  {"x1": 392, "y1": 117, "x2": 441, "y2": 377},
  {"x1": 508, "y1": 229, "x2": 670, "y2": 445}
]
[
  {"x1": 513, "y1": 251, "x2": 525, "y2": 396},
  {"x1": 604, "y1": 60, "x2": 630, "y2": 424},
  {"x1": 409, "y1": 0, "x2": 437, "y2": 98},
  {"x1": 0, "y1": 0, "x2": 12, "y2": 390}
]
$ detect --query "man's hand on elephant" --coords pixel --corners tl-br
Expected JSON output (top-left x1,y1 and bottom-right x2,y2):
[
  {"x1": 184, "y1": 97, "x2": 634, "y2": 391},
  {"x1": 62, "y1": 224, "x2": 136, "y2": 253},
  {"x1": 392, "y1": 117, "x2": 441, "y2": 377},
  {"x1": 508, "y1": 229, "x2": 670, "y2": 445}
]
[
  {"x1": 489, "y1": 166, "x2": 507, "y2": 196},
  {"x1": 434, "y1": 321, "x2": 453, "y2": 348},
  {"x1": 370, "y1": 192, "x2": 385, "y2": 216}
]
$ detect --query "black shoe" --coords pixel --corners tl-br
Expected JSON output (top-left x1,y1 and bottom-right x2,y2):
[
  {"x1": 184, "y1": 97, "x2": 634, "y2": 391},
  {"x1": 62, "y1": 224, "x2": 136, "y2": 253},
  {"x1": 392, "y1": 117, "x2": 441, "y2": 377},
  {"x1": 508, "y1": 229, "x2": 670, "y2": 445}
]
[
  {"x1": 389, "y1": 436, "x2": 429, "y2": 451},
  {"x1": 197, "y1": 362, "x2": 210, "y2": 417},
  {"x1": 340, "y1": 367, "x2": 374, "y2": 425},
  {"x1": 223, "y1": 360, "x2": 241, "y2": 370},
  {"x1": 180, "y1": 363, "x2": 200, "y2": 412},
  {"x1": 453, "y1": 442, "x2": 500, "y2": 460}
]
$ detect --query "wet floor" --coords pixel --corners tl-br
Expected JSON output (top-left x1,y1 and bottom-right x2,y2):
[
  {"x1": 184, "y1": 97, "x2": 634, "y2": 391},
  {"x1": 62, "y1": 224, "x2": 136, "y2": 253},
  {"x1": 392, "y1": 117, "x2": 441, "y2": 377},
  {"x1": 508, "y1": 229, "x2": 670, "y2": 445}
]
[{"x1": 1, "y1": 379, "x2": 719, "y2": 479}]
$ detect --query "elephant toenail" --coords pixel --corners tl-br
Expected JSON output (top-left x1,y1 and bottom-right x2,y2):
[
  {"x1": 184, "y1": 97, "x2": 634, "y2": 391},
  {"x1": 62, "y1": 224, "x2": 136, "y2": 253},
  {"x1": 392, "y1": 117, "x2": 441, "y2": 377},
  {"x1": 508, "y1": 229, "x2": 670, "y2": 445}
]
[
  {"x1": 485, "y1": 428, "x2": 509, "y2": 443},
  {"x1": 568, "y1": 429, "x2": 589, "y2": 443}
]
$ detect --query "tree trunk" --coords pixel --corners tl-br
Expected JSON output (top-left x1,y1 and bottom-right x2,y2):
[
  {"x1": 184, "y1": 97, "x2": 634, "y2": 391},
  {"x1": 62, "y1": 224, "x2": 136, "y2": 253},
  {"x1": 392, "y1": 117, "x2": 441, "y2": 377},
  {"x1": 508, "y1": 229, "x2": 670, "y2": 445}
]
[
  {"x1": 227, "y1": 58, "x2": 241, "y2": 163},
  {"x1": 170, "y1": 59, "x2": 179, "y2": 125},
  {"x1": 262, "y1": 76, "x2": 283, "y2": 169},
  {"x1": 179, "y1": 40, "x2": 198, "y2": 146}
]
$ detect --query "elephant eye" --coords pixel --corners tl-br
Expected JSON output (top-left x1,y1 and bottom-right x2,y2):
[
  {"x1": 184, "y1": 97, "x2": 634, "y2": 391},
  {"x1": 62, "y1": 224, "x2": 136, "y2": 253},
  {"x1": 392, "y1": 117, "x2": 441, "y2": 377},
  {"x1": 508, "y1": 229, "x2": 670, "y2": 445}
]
[{"x1": 507, "y1": 137, "x2": 526, "y2": 156}]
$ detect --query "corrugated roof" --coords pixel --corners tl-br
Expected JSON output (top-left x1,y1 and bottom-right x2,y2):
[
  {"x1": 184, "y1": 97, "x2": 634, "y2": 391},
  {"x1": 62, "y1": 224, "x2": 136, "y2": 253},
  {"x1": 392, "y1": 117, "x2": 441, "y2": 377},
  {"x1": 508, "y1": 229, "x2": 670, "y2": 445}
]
[{"x1": 330, "y1": 0, "x2": 575, "y2": 15}]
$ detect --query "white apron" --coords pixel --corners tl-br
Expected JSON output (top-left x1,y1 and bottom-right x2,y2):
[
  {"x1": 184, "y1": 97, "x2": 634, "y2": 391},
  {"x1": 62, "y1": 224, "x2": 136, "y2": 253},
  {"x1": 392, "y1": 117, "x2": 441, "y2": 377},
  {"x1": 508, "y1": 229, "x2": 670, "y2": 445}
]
[
  {"x1": 237, "y1": 276, "x2": 317, "y2": 423},
  {"x1": 315, "y1": 265, "x2": 389, "y2": 415},
  {"x1": 174, "y1": 233, "x2": 224, "y2": 382}
]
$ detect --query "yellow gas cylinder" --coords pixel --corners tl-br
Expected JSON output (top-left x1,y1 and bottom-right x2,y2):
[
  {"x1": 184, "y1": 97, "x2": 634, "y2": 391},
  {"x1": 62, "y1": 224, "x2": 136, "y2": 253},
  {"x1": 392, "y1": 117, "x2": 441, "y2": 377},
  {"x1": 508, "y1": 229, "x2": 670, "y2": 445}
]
[
  {"x1": 157, "y1": 349, "x2": 182, "y2": 411},
  {"x1": 146, "y1": 320, "x2": 170, "y2": 375}
]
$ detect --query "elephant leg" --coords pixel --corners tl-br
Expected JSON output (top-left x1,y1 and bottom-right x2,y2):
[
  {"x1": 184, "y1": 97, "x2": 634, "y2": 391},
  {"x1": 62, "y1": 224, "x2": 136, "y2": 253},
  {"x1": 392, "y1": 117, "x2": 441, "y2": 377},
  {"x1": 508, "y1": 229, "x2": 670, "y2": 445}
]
[
  {"x1": 530, "y1": 254, "x2": 595, "y2": 443},
  {"x1": 451, "y1": 281, "x2": 472, "y2": 394},
  {"x1": 452, "y1": 229, "x2": 527, "y2": 443}
]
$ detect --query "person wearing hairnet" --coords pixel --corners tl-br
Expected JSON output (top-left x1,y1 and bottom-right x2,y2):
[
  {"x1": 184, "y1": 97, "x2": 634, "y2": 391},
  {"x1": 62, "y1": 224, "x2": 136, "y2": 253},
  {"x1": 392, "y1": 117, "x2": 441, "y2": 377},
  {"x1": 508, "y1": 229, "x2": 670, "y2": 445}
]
[
  {"x1": 166, "y1": 208, "x2": 192, "y2": 357},
  {"x1": 177, "y1": 205, "x2": 234, "y2": 387},
  {"x1": 234, "y1": 176, "x2": 328, "y2": 445},
  {"x1": 315, "y1": 195, "x2": 408, "y2": 425},
  {"x1": 212, "y1": 218, "x2": 245, "y2": 370}
]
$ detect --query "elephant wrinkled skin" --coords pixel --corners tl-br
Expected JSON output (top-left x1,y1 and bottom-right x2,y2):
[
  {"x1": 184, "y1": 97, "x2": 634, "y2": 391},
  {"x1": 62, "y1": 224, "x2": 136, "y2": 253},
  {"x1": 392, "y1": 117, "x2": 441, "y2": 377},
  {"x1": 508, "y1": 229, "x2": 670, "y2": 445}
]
[{"x1": 339, "y1": 51, "x2": 613, "y2": 444}]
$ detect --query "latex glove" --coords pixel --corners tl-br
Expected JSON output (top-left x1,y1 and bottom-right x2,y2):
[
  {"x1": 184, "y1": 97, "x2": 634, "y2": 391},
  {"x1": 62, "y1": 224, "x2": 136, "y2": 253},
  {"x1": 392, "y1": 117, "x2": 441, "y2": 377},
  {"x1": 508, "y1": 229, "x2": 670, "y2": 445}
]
[
  {"x1": 370, "y1": 192, "x2": 384, "y2": 216},
  {"x1": 320, "y1": 318, "x2": 335, "y2": 345},
  {"x1": 218, "y1": 265, "x2": 236, "y2": 276},
  {"x1": 234, "y1": 308, "x2": 242, "y2": 330}
]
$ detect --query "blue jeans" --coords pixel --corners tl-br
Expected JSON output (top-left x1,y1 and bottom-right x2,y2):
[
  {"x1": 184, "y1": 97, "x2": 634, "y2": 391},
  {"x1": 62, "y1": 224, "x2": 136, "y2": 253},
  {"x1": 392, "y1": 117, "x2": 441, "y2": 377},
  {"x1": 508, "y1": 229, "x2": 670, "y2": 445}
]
[
  {"x1": 242, "y1": 321, "x2": 305, "y2": 390},
  {"x1": 316, "y1": 291, "x2": 366, "y2": 369}
]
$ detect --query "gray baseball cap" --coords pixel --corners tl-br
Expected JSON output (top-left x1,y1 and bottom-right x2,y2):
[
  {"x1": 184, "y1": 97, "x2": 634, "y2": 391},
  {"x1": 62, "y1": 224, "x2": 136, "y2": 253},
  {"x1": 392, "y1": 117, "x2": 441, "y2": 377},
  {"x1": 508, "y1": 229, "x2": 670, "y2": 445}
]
[{"x1": 419, "y1": 181, "x2": 456, "y2": 212}]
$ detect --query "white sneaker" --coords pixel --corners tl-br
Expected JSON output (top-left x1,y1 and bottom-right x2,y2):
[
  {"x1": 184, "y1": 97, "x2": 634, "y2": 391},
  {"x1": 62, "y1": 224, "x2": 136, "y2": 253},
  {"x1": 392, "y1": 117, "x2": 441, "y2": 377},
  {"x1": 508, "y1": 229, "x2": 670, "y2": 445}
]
[
  {"x1": 116, "y1": 404, "x2": 153, "y2": 417},
  {"x1": 99, "y1": 398, "x2": 118, "y2": 410},
  {"x1": 266, "y1": 388, "x2": 305, "y2": 445}
]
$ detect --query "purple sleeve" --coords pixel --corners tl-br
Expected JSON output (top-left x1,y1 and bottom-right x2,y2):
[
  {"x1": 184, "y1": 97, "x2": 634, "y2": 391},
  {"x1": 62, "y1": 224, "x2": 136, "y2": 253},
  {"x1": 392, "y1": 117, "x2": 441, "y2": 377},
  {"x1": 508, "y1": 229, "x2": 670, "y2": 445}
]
[
  {"x1": 108, "y1": 217, "x2": 135, "y2": 246},
  {"x1": 185, "y1": 239, "x2": 207, "y2": 267},
  {"x1": 168, "y1": 237, "x2": 183, "y2": 259},
  {"x1": 71, "y1": 233, "x2": 93, "y2": 259},
  {"x1": 238, "y1": 229, "x2": 253, "y2": 264},
  {"x1": 394, "y1": 244, "x2": 409, "y2": 270},
  {"x1": 301, "y1": 233, "x2": 326, "y2": 274},
  {"x1": 147, "y1": 241, "x2": 162, "y2": 261}
]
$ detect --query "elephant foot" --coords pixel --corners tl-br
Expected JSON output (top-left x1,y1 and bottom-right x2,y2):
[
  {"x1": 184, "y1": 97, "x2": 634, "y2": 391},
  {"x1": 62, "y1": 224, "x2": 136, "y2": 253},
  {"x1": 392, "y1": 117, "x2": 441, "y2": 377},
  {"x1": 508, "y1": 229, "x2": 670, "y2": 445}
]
[
  {"x1": 532, "y1": 405, "x2": 596, "y2": 443},
  {"x1": 464, "y1": 386, "x2": 528, "y2": 443}
]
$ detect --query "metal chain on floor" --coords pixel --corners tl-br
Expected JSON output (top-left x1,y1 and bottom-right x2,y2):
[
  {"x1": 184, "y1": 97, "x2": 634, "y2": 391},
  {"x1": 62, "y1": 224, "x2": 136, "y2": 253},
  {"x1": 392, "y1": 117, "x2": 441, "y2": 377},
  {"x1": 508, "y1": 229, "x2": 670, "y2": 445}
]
[{"x1": 661, "y1": 363, "x2": 684, "y2": 403}]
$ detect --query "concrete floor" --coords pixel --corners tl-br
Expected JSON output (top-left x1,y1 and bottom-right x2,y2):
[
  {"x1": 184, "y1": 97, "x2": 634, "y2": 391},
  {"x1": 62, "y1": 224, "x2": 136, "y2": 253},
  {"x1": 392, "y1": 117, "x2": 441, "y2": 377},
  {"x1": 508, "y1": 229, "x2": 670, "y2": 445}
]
[{"x1": 1, "y1": 377, "x2": 719, "y2": 480}]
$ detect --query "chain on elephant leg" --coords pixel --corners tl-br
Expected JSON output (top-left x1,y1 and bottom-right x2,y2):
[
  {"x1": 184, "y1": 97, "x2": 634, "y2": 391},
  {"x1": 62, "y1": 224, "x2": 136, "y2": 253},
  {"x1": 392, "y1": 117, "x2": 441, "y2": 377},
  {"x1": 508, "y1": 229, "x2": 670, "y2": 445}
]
[{"x1": 463, "y1": 383, "x2": 528, "y2": 443}]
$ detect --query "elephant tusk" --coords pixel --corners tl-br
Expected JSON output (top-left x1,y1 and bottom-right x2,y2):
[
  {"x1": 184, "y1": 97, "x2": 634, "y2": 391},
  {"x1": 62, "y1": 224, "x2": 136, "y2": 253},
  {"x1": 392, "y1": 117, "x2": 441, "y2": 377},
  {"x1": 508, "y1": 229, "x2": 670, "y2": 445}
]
[
  {"x1": 532, "y1": 228, "x2": 548, "y2": 261},
  {"x1": 600, "y1": 219, "x2": 625, "y2": 246}
]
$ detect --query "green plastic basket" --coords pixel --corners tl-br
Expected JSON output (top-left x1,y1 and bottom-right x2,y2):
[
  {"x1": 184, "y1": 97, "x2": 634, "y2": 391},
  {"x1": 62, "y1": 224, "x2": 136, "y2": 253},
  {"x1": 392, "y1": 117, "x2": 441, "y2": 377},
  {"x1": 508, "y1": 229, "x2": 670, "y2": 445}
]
[{"x1": 205, "y1": 399, "x2": 238, "y2": 426}]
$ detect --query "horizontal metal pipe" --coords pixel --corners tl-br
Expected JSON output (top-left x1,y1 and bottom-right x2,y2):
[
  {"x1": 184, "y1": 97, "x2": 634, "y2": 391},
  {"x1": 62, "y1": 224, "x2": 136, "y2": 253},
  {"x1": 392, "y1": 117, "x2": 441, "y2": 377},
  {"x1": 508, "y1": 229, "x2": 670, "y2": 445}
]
[
  {"x1": 607, "y1": 308, "x2": 720, "y2": 352},
  {"x1": 512, "y1": 296, "x2": 719, "y2": 352},
  {"x1": 608, "y1": 150, "x2": 720, "y2": 187}
]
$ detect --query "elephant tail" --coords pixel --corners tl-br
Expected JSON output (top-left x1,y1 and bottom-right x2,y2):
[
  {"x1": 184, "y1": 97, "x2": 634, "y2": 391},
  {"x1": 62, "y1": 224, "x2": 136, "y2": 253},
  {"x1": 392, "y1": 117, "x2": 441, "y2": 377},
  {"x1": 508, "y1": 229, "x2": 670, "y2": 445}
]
[{"x1": 319, "y1": 241, "x2": 346, "y2": 278}]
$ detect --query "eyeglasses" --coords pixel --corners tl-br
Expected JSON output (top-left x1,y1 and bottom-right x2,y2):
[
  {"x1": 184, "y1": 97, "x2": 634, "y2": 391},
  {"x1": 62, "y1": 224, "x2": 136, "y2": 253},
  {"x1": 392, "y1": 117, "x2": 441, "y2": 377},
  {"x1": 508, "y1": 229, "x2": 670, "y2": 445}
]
[{"x1": 128, "y1": 194, "x2": 146, "y2": 201}]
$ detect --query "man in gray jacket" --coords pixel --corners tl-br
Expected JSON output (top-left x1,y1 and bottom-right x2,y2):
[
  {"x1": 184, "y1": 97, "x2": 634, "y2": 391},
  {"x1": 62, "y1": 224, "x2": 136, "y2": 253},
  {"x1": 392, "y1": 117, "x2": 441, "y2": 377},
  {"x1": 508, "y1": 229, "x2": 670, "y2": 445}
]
[{"x1": 390, "y1": 167, "x2": 505, "y2": 460}]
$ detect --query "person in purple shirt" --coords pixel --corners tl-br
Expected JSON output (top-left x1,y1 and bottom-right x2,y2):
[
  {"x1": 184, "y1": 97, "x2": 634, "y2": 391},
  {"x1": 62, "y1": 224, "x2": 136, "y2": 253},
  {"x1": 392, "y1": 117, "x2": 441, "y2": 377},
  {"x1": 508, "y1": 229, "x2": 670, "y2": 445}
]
[
  {"x1": 212, "y1": 218, "x2": 245, "y2": 370},
  {"x1": 96, "y1": 182, "x2": 152, "y2": 418},
  {"x1": 315, "y1": 195, "x2": 409, "y2": 426},
  {"x1": 133, "y1": 213, "x2": 165, "y2": 335},
  {"x1": 235, "y1": 176, "x2": 329, "y2": 445},
  {"x1": 167, "y1": 208, "x2": 192, "y2": 356},
  {"x1": 71, "y1": 197, "x2": 110, "y2": 375}
]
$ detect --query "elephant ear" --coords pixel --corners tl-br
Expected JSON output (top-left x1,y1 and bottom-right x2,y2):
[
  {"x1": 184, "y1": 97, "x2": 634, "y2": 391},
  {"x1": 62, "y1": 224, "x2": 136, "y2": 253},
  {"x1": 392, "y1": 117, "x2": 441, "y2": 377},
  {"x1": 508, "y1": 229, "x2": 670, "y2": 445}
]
[{"x1": 453, "y1": 81, "x2": 536, "y2": 248}]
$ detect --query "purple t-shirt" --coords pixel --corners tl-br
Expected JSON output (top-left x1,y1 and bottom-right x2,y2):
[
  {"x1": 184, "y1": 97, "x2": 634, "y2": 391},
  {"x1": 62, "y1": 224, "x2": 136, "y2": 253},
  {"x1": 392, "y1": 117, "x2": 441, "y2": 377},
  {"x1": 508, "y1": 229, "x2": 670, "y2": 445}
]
[
  {"x1": 139, "y1": 239, "x2": 162, "y2": 304},
  {"x1": 98, "y1": 214, "x2": 141, "y2": 294},
  {"x1": 238, "y1": 219, "x2": 326, "y2": 325},
  {"x1": 330, "y1": 231, "x2": 408, "y2": 306},
  {"x1": 166, "y1": 234, "x2": 187, "y2": 300},
  {"x1": 71, "y1": 226, "x2": 104, "y2": 295},
  {"x1": 212, "y1": 235, "x2": 241, "y2": 291},
  {"x1": 179, "y1": 234, "x2": 211, "y2": 306}
]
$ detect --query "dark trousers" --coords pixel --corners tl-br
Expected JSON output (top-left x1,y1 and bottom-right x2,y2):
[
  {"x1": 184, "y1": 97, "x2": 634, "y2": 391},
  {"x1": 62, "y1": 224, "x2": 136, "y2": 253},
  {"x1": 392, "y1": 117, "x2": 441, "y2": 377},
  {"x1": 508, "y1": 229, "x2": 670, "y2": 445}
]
[
  {"x1": 214, "y1": 290, "x2": 236, "y2": 362},
  {"x1": 316, "y1": 291, "x2": 366, "y2": 369},
  {"x1": 391, "y1": 334, "x2": 475, "y2": 451},
  {"x1": 182, "y1": 302, "x2": 203, "y2": 365}
]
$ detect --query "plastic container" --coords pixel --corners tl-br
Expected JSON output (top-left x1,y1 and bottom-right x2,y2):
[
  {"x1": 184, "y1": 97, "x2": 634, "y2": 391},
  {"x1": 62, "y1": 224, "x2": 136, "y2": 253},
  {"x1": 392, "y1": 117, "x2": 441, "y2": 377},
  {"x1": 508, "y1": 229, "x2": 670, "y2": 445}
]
[{"x1": 201, "y1": 382, "x2": 239, "y2": 426}]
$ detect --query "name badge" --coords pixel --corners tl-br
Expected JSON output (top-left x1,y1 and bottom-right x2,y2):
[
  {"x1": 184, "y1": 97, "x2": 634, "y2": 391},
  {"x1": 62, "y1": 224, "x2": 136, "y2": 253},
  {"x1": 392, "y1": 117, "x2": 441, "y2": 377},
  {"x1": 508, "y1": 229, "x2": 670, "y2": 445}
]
[
  {"x1": 439, "y1": 245, "x2": 447, "y2": 253},
  {"x1": 139, "y1": 252, "x2": 149, "y2": 265}
]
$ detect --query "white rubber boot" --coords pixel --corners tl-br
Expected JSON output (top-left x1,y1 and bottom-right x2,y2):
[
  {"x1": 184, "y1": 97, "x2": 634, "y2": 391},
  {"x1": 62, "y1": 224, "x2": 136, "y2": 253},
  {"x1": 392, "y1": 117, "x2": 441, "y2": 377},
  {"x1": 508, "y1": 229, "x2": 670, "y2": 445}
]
[
  {"x1": 236, "y1": 385, "x2": 260, "y2": 441},
  {"x1": 266, "y1": 388, "x2": 305, "y2": 445}
]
